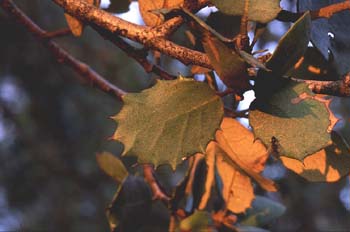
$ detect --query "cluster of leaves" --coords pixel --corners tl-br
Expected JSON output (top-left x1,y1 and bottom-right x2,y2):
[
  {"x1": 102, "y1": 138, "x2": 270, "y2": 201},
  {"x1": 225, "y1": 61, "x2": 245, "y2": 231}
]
[{"x1": 83, "y1": 0, "x2": 350, "y2": 231}]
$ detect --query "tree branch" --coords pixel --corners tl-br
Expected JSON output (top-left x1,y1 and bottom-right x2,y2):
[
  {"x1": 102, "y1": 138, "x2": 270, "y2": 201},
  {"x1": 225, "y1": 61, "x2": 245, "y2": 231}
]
[
  {"x1": 0, "y1": 0, "x2": 126, "y2": 101},
  {"x1": 94, "y1": 26, "x2": 176, "y2": 80},
  {"x1": 51, "y1": 0, "x2": 212, "y2": 69},
  {"x1": 298, "y1": 74, "x2": 350, "y2": 97}
]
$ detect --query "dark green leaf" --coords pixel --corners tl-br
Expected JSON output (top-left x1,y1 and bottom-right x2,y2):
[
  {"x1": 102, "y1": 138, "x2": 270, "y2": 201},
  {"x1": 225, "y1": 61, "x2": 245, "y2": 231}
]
[
  {"x1": 210, "y1": 0, "x2": 281, "y2": 23},
  {"x1": 240, "y1": 196, "x2": 286, "y2": 227},
  {"x1": 250, "y1": 81, "x2": 332, "y2": 160},
  {"x1": 107, "y1": 176, "x2": 152, "y2": 231},
  {"x1": 181, "y1": 8, "x2": 234, "y2": 43},
  {"x1": 298, "y1": 0, "x2": 350, "y2": 75},
  {"x1": 286, "y1": 47, "x2": 338, "y2": 80},
  {"x1": 267, "y1": 12, "x2": 311, "y2": 75},
  {"x1": 112, "y1": 77, "x2": 224, "y2": 169},
  {"x1": 206, "y1": 11, "x2": 241, "y2": 39},
  {"x1": 96, "y1": 152, "x2": 129, "y2": 183}
]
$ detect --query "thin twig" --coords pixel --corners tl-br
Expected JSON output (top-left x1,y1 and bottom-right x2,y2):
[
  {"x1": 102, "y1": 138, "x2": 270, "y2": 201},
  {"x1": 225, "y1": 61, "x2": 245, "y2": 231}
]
[
  {"x1": 0, "y1": 0, "x2": 126, "y2": 101},
  {"x1": 310, "y1": 0, "x2": 350, "y2": 19},
  {"x1": 42, "y1": 28, "x2": 72, "y2": 39},
  {"x1": 94, "y1": 26, "x2": 176, "y2": 80},
  {"x1": 143, "y1": 164, "x2": 170, "y2": 202},
  {"x1": 277, "y1": 1, "x2": 350, "y2": 22}
]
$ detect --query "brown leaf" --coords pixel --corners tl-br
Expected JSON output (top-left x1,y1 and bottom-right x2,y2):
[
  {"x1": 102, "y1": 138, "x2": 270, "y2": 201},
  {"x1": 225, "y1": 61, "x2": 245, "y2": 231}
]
[
  {"x1": 64, "y1": 0, "x2": 100, "y2": 37},
  {"x1": 138, "y1": 0, "x2": 184, "y2": 27},
  {"x1": 202, "y1": 32, "x2": 250, "y2": 92},
  {"x1": 198, "y1": 143, "x2": 215, "y2": 210},
  {"x1": 216, "y1": 142, "x2": 255, "y2": 213},
  {"x1": 215, "y1": 118, "x2": 277, "y2": 192},
  {"x1": 208, "y1": 118, "x2": 277, "y2": 213}
]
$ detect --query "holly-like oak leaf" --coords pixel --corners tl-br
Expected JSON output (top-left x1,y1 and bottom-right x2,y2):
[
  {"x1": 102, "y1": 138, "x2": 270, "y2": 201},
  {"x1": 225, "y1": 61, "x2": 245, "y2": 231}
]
[
  {"x1": 250, "y1": 81, "x2": 337, "y2": 161},
  {"x1": 112, "y1": 77, "x2": 223, "y2": 169}
]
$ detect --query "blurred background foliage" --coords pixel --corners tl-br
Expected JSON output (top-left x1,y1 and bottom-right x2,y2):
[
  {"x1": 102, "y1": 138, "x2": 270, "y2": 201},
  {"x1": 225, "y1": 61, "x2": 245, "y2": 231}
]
[{"x1": 0, "y1": 0, "x2": 349, "y2": 231}]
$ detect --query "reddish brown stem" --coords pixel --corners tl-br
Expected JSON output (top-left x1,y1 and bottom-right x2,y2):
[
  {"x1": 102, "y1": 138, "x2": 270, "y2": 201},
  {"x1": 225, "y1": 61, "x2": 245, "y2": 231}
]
[
  {"x1": 42, "y1": 28, "x2": 72, "y2": 39},
  {"x1": 297, "y1": 73, "x2": 350, "y2": 97},
  {"x1": 310, "y1": 0, "x2": 350, "y2": 19},
  {"x1": 0, "y1": 0, "x2": 126, "y2": 101},
  {"x1": 143, "y1": 164, "x2": 170, "y2": 202}
]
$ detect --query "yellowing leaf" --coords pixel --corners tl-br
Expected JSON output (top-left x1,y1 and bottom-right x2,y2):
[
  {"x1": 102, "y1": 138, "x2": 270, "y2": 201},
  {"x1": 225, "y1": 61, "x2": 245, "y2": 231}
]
[
  {"x1": 64, "y1": 13, "x2": 84, "y2": 37},
  {"x1": 138, "y1": 0, "x2": 183, "y2": 26},
  {"x1": 280, "y1": 132, "x2": 350, "y2": 182},
  {"x1": 112, "y1": 77, "x2": 223, "y2": 169},
  {"x1": 215, "y1": 118, "x2": 277, "y2": 192},
  {"x1": 96, "y1": 152, "x2": 128, "y2": 183},
  {"x1": 210, "y1": 118, "x2": 276, "y2": 213},
  {"x1": 216, "y1": 145, "x2": 255, "y2": 213},
  {"x1": 64, "y1": 0, "x2": 100, "y2": 36},
  {"x1": 198, "y1": 143, "x2": 216, "y2": 210},
  {"x1": 219, "y1": 118, "x2": 269, "y2": 173}
]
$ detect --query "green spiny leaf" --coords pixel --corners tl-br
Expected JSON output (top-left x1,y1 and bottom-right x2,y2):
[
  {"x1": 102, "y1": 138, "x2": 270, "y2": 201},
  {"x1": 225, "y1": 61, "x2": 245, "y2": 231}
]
[
  {"x1": 112, "y1": 78, "x2": 224, "y2": 169},
  {"x1": 210, "y1": 0, "x2": 281, "y2": 23}
]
